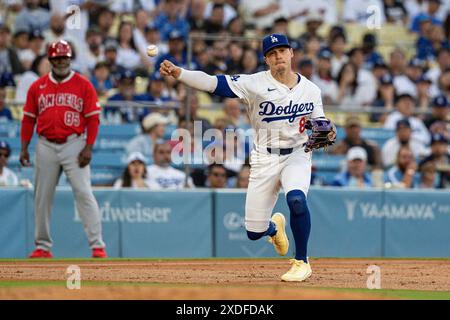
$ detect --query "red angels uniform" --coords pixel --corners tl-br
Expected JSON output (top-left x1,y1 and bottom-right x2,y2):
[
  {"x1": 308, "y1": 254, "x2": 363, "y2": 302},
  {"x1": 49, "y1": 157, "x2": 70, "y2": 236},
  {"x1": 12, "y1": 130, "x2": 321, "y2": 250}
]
[{"x1": 22, "y1": 71, "x2": 101, "y2": 143}]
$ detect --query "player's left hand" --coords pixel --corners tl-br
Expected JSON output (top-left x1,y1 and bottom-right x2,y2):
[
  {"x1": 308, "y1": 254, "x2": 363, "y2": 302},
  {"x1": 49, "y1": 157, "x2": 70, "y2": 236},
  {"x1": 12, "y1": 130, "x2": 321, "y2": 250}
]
[
  {"x1": 78, "y1": 145, "x2": 93, "y2": 168},
  {"x1": 304, "y1": 118, "x2": 337, "y2": 152}
]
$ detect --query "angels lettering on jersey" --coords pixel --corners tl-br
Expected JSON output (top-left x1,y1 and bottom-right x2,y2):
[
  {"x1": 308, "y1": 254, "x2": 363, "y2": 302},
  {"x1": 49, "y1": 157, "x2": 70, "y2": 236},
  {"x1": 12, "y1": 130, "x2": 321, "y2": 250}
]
[{"x1": 38, "y1": 93, "x2": 84, "y2": 114}]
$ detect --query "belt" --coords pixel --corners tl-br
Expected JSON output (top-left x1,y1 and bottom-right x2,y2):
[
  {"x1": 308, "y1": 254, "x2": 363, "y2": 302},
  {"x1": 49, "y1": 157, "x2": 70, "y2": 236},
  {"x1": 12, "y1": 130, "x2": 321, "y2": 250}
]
[
  {"x1": 41, "y1": 134, "x2": 79, "y2": 145},
  {"x1": 267, "y1": 147, "x2": 293, "y2": 155},
  {"x1": 266, "y1": 143, "x2": 306, "y2": 155}
]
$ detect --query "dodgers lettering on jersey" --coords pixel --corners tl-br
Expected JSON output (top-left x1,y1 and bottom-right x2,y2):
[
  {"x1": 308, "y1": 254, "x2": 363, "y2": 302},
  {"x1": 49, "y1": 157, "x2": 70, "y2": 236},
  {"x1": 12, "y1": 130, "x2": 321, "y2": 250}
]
[
  {"x1": 23, "y1": 71, "x2": 101, "y2": 140},
  {"x1": 224, "y1": 71, "x2": 325, "y2": 149}
]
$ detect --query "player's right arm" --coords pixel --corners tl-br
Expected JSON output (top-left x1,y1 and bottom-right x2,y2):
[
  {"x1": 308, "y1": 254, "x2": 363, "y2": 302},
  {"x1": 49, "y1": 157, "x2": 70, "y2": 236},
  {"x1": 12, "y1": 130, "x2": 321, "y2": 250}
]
[
  {"x1": 159, "y1": 60, "x2": 249, "y2": 102},
  {"x1": 20, "y1": 82, "x2": 38, "y2": 167}
]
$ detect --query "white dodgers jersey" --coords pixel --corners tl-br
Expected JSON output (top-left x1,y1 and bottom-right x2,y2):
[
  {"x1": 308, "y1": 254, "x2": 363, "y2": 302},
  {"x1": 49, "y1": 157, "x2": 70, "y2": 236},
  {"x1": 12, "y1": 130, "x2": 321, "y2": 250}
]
[{"x1": 223, "y1": 71, "x2": 325, "y2": 149}]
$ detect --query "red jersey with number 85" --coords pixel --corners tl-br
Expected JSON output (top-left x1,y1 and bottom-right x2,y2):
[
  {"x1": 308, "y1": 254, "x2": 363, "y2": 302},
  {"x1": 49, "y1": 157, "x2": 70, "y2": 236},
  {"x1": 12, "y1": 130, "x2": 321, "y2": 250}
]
[{"x1": 23, "y1": 71, "x2": 101, "y2": 140}]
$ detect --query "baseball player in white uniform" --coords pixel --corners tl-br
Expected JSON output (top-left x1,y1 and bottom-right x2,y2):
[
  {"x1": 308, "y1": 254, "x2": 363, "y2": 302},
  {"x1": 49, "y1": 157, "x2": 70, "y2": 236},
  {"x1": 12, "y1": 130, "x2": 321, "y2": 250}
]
[{"x1": 160, "y1": 34, "x2": 336, "y2": 282}]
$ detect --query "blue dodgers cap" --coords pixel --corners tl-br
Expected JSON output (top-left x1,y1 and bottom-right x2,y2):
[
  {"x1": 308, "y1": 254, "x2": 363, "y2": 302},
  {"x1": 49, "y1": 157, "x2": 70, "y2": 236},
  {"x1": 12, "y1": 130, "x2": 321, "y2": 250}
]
[
  {"x1": 380, "y1": 73, "x2": 393, "y2": 85},
  {"x1": 119, "y1": 69, "x2": 136, "y2": 81},
  {"x1": 318, "y1": 49, "x2": 332, "y2": 60},
  {"x1": 262, "y1": 34, "x2": 291, "y2": 56},
  {"x1": 432, "y1": 95, "x2": 448, "y2": 108},
  {"x1": 431, "y1": 133, "x2": 449, "y2": 144},
  {"x1": 0, "y1": 140, "x2": 11, "y2": 155}
]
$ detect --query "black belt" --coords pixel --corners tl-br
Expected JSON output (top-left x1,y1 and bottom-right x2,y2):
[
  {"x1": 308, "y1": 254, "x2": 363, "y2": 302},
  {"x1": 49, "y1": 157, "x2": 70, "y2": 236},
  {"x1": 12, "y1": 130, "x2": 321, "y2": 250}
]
[
  {"x1": 266, "y1": 143, "x2": 306, "y2": 155},
  {"x1": 266, "y1": 147, "x2": 294, "y2": 155}
]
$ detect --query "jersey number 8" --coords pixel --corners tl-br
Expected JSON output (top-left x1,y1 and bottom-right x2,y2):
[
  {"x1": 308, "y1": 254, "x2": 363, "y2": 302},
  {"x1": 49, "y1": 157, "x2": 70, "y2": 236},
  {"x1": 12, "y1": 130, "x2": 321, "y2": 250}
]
[
  {"x1": 64, "y1": 111, "x2": 80, "y2": 127},
  {"x1": 299, "y1": 117, "x2": 306, "y2": 133}
]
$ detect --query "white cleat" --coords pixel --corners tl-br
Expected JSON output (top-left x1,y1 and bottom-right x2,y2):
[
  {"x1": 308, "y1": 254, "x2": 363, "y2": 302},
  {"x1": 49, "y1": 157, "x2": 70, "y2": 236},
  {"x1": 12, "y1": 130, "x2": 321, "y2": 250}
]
[
  {"x1": 281, "y1": 259, "x2": 312, "y2": 282},
  {"x1": 268, "y1": 212, "x2": 289, "y2": 256}
]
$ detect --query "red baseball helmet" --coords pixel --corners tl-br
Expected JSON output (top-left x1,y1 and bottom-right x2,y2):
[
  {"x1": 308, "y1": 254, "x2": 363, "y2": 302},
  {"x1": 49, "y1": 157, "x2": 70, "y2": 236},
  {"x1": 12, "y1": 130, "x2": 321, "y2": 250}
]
[{"x1": 47, "y1": 40, "x2": 72, "y2": 59}]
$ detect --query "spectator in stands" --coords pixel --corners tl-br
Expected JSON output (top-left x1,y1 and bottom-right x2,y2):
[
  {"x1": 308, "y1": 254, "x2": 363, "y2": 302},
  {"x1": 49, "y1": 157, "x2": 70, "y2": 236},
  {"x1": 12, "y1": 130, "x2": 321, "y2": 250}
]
[
  {"x1": 329, "y1": 33, "x2": 349, "y2": 78},
  {"x1": 154, "y1": 0, "x2": 190, "y2": 41},
  {"x1": 419, "y1": 133, "x2": 450, "y2": 188},
  {"x1": 113, "y1": 152, "x2": 149, "y2": 189},
  {"x1": 205, "y1": 0, "x2": 238, "y2": 27},
  {"x1": 14, "y1": 0, "x2": 50, "y2": 34},
  {"x1": 299, "y1": 9, "x2": 325, "y2": 45},
  {"x1": 417, "y1": 161, "x2": 440, "y2": 188},
  {"x1": 28, "y1": 30, "x2": 45, "y2": 57},
  {"x1": 416, "y1": 73, "x2": 433, "y2": 110},
  {"x1": 330, "y1": 115, "x2": 382, "y2": 169},
  {"x1": 0, "y1": 24, "x2": 24, "y2": 76},
  {"x1": 383, "y1": 0, "x2": 409, "y2": 25},
  {"x1": 411, "y1": 0, "x2": 443, "y2": 33},
  {"x1": 116, "y1": 21, "x2": 150, "y2": 72},
  {"x1": 235, "y1": 164, "x2": 250, "y2": 188},
  {"x1": 385, "y1": 145, "x2": 419, "y2": 188},
  {"x1": 155, "y1": 30, "x2": 190, "y2": 70},
  {"x1": 382, "y1": 118, "x2": 429, "y2": 168},
  {"x1": 240, "y1": 48, "x2": 263, "y2": 74},
  {"x1": 223, "y1": 98, "x2": 249, "y2": 129},
  {"x1": 371, "y1": 73, "x2": 395, "y2": 122},
  {"x1": 335, "y1": 63, "x2": 361, "y2": 107},
  {"x1": 384, "y1": 93, "x2": 431, "y2": 144},
  {"x1": 105, "y1": 70, "x2": 144, "y2": 123},
  {"x1": 14, "y1": 54, "x2": 50, "y2": 104},
  {"x1": 239, "y1": 0, "x2": 286, "y2": 31},
  {"x1": 13, "y1": 30, "x2": 33, "y2": 71},
  {"x1": 361, "y1": 33, "x2": 384, "y2": 70},
  {"x1": 0, "y1": 86, "x2": 13, "y2": 122},
  {"x1": 177, "y1": 93, "x2": 212, "y2": 133},
  {"x1": 417, "y1": 23, "x2": 450, "y2": 61},
  {"x1": 343, "y1": 0, "x2": 385, "y2": 25},
  {"x1": 271, "y1": 17, "x2": 289, "y2": 36},
  {"x1": 82, "y1": 27, "x2": 105, "y2": 75},
  {"x1": 188, "y1": 0, "x2": 208, "y2": 30},
  {"x1": 126, "y1": 113, "x2": 170, "y2": 160},
  {"x1": 393, "y1": 57, "x2": 425, "y2": 99},
  {"x1": 204, "y1": 40, "x2": 229, "y2": 75},
  {"x1": 204, "y1": 3, "x2": 225, "y2": 34},
  {"x1": 347, "y1": 47, "x2": 378, "y2": 104},
  {"x1": 302, "y1": 34, "x2": 321, "y2": 66},
  {"x1": 298, "y1": 58, "x2": 314, "y2": 80},
  {"x1": 133, "y1": 9, "x2": 152, "y2": 60},
  {"x1": 331, "y1": 146, "x2": 373, "y2": 188},
  {"x1": 146, "y1": 141, "x2": 194, "y2": 189},
  {"x1": 90, "y1": 62, "x2": 113, "y2": 98},
  {"x1": 424, "y1": 95, "x2": 449, "y2": 131},
  {"x1": 96, "y1": 7, "x2": 116, "y2": 42},
  {"x1": 227, "y1": 16, "x2": 245, "y2": 37},
  {"x1": 103, "y1": 40, "x2": 126, "y2": 83},
  {"x1": 389, "y1": 47, "x2": 407, "y2": 77},
  {"x1": 226, "y1": 41, "x2": 244, "y2": 74},
  {"x1": 425, "y1": 48, "x2": 450, "y2": 95},
  {"x1": 0, "y1": 140, "x2": 18, "y2": 186},
  {"x1": 312, "y1": 49, "x2": 338, "y2": 105},
  {"x1": 437, "y1": 68, "x2": 450, "y2": 100},
  {"x1": 206, "y1": 163, "x2": 228, "y2": 188}
]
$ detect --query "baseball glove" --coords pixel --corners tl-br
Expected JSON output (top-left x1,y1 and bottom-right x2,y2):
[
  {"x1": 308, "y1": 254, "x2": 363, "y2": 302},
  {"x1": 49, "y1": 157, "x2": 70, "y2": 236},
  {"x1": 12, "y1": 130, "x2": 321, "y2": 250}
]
[{"x1": 304, "y1": 118, "x2": 337, "y2": 152}]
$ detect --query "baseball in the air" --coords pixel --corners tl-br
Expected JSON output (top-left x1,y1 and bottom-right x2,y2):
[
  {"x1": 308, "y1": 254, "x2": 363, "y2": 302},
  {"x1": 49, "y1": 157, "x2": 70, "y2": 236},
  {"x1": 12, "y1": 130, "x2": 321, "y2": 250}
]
[{"x1": 146, "y1": 44, "x2": 158, "y2": 57}]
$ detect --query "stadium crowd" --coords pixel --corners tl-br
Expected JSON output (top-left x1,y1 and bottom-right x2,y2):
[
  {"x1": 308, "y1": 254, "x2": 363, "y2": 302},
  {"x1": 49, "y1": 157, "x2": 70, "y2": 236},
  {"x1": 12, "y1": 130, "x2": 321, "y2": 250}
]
[{"x1": 0, "y1": 0, "x2": 449, "y2": 189}]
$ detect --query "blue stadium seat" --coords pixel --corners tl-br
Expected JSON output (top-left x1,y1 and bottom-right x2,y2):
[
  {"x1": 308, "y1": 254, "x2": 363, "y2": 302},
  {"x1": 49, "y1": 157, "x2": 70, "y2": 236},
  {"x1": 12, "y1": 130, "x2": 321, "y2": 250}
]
[
  {"x1": 0, "y1": 121, "x2": 20, "y2": 137},
  {"x1": 91, "y1": 151, "x2": 127, "y2": 168},
  {"x1": 98, "y1": 124, "x2": 142, "y2": 138},
  {"x1": 91, "y1": 168, "x2": 123, "y2": 186},
  {"x1": 360, "y1": 128, "x2": 395, "y2": 147},
  {"x1": 312, "y1": 154, "x2": 346, "y2": 171}
]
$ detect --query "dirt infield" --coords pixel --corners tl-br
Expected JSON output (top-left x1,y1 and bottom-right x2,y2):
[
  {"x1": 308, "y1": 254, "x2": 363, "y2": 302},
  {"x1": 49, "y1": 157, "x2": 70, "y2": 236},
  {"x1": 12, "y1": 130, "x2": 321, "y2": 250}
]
[{"x1": 0, "y1": 258, "x2": 449, "y2": 299}]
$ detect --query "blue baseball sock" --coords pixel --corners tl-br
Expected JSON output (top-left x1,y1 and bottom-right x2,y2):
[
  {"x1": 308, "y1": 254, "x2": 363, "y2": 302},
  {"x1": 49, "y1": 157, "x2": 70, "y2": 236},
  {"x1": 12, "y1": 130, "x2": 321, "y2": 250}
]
[
  {"x1": 286, "y1": 190, "x2": 311, "y2": 263},
  {"x1": 247, "y1": 221, "x2": 276, "y2": 240}
]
